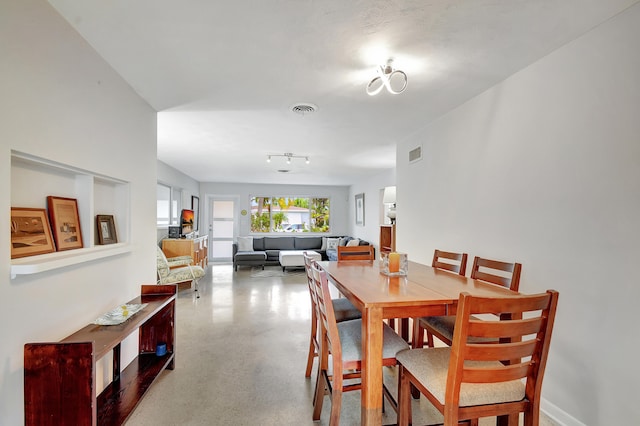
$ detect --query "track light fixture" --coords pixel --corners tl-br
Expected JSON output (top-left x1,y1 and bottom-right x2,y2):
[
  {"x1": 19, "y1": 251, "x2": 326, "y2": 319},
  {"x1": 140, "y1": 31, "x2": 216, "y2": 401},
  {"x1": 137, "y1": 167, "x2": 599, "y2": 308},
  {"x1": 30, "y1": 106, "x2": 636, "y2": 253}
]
[
  {"x1": 366, "y1": 59, "x2": 408, "y2": 96},
  {"x1": 266, "y1": 153, "x2": 310, "y2": 164}
]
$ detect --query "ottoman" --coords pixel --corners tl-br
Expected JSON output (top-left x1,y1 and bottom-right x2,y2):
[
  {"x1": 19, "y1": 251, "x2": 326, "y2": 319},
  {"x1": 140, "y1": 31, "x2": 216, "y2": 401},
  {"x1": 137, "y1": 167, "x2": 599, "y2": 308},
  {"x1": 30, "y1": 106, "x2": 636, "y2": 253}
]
[
  {"x1": 234, "y1": 251, "x2": 267, "y2": 271},
  {"x1": 279, "y1": 250, "x2": 321, "y2": 272}
]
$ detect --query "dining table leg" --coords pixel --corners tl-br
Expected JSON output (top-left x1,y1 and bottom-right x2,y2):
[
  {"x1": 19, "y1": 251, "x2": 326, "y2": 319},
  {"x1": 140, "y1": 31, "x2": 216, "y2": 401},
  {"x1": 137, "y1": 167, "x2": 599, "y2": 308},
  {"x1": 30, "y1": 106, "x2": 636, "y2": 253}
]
[{"x1": 361, "y1": 306, "x2": 384, "y2": 426}]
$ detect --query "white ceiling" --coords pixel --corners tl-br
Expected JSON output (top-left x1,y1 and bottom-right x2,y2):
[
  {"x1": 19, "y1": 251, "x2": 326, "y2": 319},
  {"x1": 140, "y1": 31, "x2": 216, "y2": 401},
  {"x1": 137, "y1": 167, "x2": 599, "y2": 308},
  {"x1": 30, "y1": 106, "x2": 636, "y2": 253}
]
[{"x1": 48, "y1": 0, "x2": 638, "y2": 186}]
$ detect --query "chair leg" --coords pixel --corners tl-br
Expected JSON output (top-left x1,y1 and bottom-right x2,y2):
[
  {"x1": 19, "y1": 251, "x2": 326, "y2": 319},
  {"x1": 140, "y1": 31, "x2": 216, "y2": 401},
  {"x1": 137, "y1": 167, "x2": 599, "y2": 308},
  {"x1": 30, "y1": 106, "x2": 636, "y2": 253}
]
[
  {"x1": 426, "y1": 331, "x2": 434, "y2": 348},
  {"x1": 305, "y1": 310, "x2": 318, "y2": 378},
  {"x1": 397, "y1": 366, "x2": 412, "y2": 426},
  {"x1": 313, "y1": 332, "x2": 330, "y2": 421},
  {"x1": 412, "y1": 318, "x2": 425, "y2": 349},
  {"x1": 193, "y1": 279, "x2": 200, "y2": 299},
  {"x1": 329, "y1": 390, "x2": 342, "y2": 426},
  {"x1": 329, "y1": 370, "x2": 343, "y2": 426},
  {"x1": 312, "y1": 370, "x2": 327, "y2": 421}
]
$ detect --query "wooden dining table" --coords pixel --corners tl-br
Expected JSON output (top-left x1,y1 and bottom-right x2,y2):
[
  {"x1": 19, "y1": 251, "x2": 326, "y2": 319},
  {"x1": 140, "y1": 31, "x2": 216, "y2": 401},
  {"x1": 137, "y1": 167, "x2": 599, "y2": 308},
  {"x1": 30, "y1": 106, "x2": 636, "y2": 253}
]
[{"x1": 317, "y1": 259, "x2": 519, "y2": 426}]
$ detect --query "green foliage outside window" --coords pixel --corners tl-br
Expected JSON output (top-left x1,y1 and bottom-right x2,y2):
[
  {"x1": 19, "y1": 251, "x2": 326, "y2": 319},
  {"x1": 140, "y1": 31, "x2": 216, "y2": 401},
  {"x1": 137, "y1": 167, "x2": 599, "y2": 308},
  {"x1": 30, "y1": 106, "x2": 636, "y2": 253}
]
[{"x1": 250, "y1": 196, "x2": 330, "y2": 233}]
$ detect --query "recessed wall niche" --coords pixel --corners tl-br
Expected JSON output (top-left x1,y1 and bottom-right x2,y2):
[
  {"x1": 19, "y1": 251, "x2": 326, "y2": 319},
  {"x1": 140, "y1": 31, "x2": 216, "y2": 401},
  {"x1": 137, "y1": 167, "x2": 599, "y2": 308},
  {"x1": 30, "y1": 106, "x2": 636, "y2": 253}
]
[{"x1": 10, "y1": 151, "x2": 131, "y2": 278}]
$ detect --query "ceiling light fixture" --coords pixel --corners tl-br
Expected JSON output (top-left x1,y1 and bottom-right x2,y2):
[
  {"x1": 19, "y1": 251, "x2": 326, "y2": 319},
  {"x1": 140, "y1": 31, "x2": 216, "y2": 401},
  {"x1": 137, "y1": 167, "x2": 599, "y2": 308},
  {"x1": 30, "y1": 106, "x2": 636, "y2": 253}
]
[
  {"x1": 266, "y1": 153, "x2": 310, "y2": 164},
  {"x1": 366, "y1": 59, "x2": 408, "y2": 96}
]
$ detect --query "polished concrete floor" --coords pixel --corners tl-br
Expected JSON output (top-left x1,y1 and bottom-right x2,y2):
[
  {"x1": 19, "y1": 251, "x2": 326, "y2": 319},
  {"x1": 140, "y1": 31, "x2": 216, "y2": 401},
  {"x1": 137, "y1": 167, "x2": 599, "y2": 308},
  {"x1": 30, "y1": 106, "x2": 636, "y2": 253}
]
[{"x1": 126, "y1": 264, "x2": 558, "y2": 426}]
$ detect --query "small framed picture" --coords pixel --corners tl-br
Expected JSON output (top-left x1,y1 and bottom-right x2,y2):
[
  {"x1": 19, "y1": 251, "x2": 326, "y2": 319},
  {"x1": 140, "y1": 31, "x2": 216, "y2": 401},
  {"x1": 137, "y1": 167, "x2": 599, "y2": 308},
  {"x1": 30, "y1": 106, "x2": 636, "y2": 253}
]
[
  {"x1": 10, "y1": 207, "x2": 56, "y2": 259},
  {"x1": 96, "y1": 215, "x2": 118, "y2": 245},
  {"x1": 355, "y1": 193, "x2": 365, "y2": 226},
  {"x1": 47, "y1": 196, "x2": 83, "y2": 251}
]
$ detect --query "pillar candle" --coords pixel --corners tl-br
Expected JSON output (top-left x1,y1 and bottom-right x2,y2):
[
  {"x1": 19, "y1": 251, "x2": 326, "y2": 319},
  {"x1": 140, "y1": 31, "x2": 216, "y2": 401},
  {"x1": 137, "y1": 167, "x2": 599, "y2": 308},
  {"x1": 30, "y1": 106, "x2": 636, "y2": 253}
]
[{"x1": 388, "y1": 252, "x2": 400, "y2": 273}]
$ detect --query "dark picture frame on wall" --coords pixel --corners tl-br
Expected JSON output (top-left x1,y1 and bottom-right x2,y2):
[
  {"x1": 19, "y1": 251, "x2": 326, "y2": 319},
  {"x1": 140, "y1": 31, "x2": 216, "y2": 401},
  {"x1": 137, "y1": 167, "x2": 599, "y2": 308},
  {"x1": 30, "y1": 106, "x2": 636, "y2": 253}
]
[
  {"x1": 355, "y1": 193, "x2": 365, "y2": 226},
  {"x1": 10, "y1": 207, "x2": 56, "y2": 259},
  {"x1": 191, "y1": 195, "x2": 199, "y2": 232},
  {"x1": 96, "y1": 215, "x2": 118, "y2": 245},
  {"x1": 47, "y1": 196, "x2": 83, "y2": 251}
]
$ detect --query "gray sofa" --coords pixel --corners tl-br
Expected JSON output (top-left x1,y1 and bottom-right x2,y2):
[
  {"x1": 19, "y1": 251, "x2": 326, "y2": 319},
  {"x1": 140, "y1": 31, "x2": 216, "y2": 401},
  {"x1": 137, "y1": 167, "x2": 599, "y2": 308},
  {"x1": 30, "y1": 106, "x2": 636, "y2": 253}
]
[{"x1": 232, "y1": 236, "x2": 371, "y2": 271}]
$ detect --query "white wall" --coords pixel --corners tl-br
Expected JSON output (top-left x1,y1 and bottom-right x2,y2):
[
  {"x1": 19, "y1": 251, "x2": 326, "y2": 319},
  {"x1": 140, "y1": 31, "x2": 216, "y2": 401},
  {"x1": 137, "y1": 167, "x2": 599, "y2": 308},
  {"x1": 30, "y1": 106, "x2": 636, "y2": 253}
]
[
  {"x1": 397, "y1": 4, "x2": 640, "y2": 425},
  {"x1": 348, "y1": 169, "x2": 396, "y2": 252},
  {"x1": 199, "y1": 182, "x2": 350, "y2": 239},
  {"x1": 0, "y1": 1, "x2": 157, "y2": 424},
  {"x1": 157, "y1": 160, "x2": 200, "y2": 242}
]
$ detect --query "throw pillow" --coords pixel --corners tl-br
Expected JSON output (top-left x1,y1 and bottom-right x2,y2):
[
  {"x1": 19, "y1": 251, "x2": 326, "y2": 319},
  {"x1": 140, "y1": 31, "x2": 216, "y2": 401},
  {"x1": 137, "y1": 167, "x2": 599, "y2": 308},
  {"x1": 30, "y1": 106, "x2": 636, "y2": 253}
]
[
  {"x1": 346, "y1": 238, "x2": 360, "y2": 247},
  {"x1": 339, "y1": 236, "x2": 352, "y2": 246},
  {"x1": 326, "y1": 238, "x2": 340, "y2": 251},
  {"x1": 237, "y1": 236, "x2": 254, "y2": 252}
]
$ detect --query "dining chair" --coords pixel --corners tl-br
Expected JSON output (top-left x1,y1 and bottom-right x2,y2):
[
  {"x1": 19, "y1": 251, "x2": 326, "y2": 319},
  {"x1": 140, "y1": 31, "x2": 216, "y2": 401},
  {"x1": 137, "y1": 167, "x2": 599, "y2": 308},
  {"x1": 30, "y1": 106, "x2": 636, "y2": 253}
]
[
  {"x1": 397, "y1": 289, "x2": 559, "y2": 426},
  {"x1": 431, "y1": 249, "x2": 468, "y2": 275},
  {"x1": 311, "y1": 261, "x2": 409, "y2": 425},
  {"x1": 303, "y1": 253, "x2": 361, "y2": 379},
  {"x1": 412, "y1": 250, "x2": 468, "y2": 348},
  {"x1": 336, "y1": 245, "x2": 375, "y2": 260},
  {"x1": 416, "y1": 256, "x2": 522, "y2": 348},
  {"x1": 156, "y1": 246, "x2": 205, "y2": 298}
]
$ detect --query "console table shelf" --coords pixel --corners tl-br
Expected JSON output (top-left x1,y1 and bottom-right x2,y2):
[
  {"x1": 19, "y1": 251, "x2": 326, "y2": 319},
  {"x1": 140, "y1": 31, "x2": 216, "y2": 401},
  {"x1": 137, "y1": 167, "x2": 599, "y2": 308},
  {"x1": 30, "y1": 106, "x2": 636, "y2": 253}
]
[
  {"x1": 97, "y1": 352, "x2": 173, "y2": 425},
  {"x1": 379, "y1": 224, "x2": 396, "y2": 256},
  {"x1": 24, "y1": 285, "x2": 177, "y2": 426}
]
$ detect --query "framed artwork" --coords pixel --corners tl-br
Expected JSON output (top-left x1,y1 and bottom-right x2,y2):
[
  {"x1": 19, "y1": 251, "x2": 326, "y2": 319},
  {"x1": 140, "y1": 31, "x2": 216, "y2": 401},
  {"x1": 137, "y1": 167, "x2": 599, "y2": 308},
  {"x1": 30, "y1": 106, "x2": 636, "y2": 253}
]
[
  {"x1": 10, "y1": 207, "x2": 56, "y2": 259},
  {"x1": 96, "y1": 215, "x2": 117, "y2": 245},
  {"x1": 191, "y1": 195, "x2": 199, "y2": 231},
  {"x1": 47, "y1": 196, "x2": 83, "y2": 251},
  {"x1": 355, "y1": 193, "x2": 365, "y2": 226}
]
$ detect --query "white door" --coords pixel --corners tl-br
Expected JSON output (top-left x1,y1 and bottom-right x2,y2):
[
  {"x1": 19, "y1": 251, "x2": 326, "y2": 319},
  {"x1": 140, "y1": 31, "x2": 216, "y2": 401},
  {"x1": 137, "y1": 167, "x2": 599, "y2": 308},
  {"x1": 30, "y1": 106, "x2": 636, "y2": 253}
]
[{"x1": 209, "y1": 198, "x2": 236, "y2": 262}]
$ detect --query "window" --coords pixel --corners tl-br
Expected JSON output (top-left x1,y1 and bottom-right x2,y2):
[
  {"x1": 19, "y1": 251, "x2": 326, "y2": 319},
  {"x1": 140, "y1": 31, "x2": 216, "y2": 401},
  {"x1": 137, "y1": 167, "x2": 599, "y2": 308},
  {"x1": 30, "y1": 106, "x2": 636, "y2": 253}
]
[
  {"x1": 157, "y1": 183, "x2": 181, "y2": 227},
  {"x1": 250, "y1": 196, "x2": 330, "y2": 233}
]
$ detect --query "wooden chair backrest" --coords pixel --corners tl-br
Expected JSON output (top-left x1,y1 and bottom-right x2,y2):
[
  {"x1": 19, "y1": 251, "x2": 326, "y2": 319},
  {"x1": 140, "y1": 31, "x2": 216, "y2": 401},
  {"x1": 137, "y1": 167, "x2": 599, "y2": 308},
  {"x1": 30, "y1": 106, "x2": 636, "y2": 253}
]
[
  {"x1": 156, "y1": 246, "x2": 170, "y2": 280},
  {"x1": 337, "y1": 245, "x2": 375, "y2": 261},
  {"x1": 432, "y1": 249, "x2": 468, "y2": 276},
  {"x1": 303, "y1": 252, "x2": 318, "y2": 308},
  {"x1": 470, "y1": 256, "x2": 522, "y2": 291},
  {"x1": 310, "y1": 262, "x2": 341, "y2": 361},
  {"x1": 445, "y1": 290, "x2": 559, "y2": 424}
]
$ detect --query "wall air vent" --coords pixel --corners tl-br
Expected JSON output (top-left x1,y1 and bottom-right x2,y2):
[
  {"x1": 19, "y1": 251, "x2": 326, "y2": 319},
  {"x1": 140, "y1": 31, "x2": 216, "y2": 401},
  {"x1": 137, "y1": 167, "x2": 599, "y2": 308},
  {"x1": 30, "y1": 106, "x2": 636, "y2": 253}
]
[{"x1": 409, "y1": 145, "x2": 422, "y2": 164}]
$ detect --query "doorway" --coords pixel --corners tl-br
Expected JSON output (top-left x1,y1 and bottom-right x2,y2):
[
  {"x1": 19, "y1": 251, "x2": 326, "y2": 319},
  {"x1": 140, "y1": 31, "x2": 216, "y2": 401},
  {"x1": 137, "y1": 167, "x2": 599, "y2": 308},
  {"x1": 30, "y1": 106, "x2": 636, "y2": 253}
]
[{"x1": 208, "y1": 198, "x2": 236, "y2": 262}]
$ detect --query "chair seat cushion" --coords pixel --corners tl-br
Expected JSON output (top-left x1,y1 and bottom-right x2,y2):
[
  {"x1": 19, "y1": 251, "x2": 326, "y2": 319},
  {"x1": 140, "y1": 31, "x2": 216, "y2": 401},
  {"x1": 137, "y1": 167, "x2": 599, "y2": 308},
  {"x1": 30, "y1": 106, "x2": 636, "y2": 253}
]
[
  {"x1": 420, "y1": 315, "x2": 457, "y2": 342},
  {"x1": 396, "y1": 347, "x2": 525, "y2": 407},
  {"x1": 420, "y1": 315, "x2": 498, "y2": 343},
  {"x1": 338, "y1": 319, "x2": 409, "y2": 364},
  {"x1": 165, "y1": 265, "x2": 205, "y2": 283},
  {"x1": 331, "y1": 298, "x2": 361, "y2": 322}
]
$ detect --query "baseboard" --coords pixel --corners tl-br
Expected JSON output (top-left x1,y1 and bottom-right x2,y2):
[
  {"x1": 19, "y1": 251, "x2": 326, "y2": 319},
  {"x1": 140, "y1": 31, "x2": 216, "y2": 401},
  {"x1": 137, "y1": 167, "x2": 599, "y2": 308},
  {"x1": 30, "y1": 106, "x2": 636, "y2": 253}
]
[{"x1": 542, "y1": 398, "x2": 587, "y2": 426}]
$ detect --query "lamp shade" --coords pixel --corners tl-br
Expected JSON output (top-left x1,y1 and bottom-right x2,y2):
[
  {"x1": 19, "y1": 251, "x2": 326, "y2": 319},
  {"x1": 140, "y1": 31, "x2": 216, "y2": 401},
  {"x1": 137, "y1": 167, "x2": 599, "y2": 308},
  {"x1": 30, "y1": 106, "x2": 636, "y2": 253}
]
[{"x1": 383, "y1": 186, "x2": 396, "y2": 204}]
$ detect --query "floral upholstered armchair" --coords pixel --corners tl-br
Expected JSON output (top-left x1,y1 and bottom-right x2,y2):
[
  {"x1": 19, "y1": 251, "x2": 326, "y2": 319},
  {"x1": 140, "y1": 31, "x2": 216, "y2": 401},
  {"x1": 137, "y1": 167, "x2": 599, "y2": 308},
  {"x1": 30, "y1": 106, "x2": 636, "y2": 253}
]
[{"x1": 156, "y1": 246, "x2": 205, "y2": 298}]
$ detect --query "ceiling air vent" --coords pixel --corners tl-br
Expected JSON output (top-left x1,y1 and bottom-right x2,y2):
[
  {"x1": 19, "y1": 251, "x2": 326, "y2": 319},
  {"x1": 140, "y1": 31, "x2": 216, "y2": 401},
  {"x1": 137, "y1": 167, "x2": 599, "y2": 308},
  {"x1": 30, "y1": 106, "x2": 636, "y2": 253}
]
[
  {"x1": 291, "y1": 103, "x2": 318, "y2": 115},
  {"x1": 409, "y1": 145, "x2": 422, "y2": 164}
]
